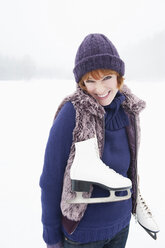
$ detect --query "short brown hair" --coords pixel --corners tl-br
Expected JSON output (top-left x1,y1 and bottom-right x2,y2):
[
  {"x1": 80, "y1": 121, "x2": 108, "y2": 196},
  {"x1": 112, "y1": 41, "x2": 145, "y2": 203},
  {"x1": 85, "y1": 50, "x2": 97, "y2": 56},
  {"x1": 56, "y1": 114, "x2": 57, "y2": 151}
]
[{"x1": 78, "y1": 69, "x2": 124, "y2": 92}]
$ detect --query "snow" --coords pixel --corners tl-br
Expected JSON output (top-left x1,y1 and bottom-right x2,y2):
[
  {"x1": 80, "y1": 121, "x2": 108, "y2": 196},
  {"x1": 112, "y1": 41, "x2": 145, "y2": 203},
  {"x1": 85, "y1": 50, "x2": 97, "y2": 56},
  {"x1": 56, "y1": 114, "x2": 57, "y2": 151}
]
[{"x1": 0, "y1": 79, "x2": 164, "y2": 247}]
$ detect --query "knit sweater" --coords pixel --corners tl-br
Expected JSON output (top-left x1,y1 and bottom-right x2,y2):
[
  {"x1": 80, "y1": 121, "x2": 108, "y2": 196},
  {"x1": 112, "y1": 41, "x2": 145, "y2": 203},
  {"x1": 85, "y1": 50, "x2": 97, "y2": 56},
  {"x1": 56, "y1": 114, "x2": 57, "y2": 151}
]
[{"x1": 39, "y1": 91, "x2": 132, "y2": 246}]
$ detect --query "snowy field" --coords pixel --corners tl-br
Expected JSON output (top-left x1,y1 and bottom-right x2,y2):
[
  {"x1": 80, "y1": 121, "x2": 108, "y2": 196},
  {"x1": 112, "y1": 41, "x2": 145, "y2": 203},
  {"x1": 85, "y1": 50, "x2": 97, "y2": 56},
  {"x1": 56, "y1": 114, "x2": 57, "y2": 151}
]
[{"x1": 0, "y1": 79, "x2": 164, "y2": 247}]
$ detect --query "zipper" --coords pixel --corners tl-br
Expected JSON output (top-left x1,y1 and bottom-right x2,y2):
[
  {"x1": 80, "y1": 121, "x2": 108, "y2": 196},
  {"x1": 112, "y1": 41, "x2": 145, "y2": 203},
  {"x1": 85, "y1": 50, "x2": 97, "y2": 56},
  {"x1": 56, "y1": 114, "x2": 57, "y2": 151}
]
[
  {"x1": 70, "y1": 222, "x2": 80, "y2": 235},
  {"x1": 101, "y1": 115, "x2": 105, "y2": 158},
  {"x1": 133, "y1": 114, "x2": 138, "y2": 214}
]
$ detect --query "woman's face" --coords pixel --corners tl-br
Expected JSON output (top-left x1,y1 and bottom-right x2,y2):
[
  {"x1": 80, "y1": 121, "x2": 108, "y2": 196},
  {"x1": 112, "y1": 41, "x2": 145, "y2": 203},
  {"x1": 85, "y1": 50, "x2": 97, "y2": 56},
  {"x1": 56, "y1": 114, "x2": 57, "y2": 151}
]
[{"x1": 83, "y1": 73, "x2": 119, "y2": 106}]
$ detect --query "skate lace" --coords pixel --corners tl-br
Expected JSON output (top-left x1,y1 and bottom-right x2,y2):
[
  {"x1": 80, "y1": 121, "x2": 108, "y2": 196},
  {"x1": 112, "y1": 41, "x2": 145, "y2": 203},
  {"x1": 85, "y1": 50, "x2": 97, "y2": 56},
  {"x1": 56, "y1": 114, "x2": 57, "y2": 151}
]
[{"x1": 139, "y1": 193, "x2": 152, "y2": 216}]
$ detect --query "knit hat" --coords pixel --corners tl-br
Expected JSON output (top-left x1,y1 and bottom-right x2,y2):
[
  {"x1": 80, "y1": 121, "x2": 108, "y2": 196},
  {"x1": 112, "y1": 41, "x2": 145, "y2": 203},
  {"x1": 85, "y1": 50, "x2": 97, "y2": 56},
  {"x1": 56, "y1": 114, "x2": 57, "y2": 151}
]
[{"x1": 73, "y1": 33, "x2": 125, "y2": 83}]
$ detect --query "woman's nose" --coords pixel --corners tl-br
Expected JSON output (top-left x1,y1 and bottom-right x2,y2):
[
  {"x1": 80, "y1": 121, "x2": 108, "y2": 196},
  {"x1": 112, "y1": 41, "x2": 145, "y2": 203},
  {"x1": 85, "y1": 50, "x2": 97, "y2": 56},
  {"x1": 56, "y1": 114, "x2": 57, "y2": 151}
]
[{"x1": 94, "y1": 84, "x2": 106, "y2": 95}]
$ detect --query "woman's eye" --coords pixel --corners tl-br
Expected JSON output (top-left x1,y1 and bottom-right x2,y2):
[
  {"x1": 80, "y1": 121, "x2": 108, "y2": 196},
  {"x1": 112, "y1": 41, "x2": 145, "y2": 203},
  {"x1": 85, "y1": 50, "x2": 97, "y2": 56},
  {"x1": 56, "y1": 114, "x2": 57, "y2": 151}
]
[
  {"x1": 103, "y1": 76, "x2": 112, "y2": 80},
  {"x1": 85, "y1": 80, "x2": 95, "y2": 83}
]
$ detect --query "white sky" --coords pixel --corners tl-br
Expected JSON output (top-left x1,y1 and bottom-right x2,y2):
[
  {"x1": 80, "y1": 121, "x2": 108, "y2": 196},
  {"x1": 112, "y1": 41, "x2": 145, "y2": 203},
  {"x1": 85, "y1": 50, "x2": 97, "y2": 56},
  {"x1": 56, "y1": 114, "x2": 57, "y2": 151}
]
[{"x1": 0, "y1": 0, "x2": 165, "y2": 65}]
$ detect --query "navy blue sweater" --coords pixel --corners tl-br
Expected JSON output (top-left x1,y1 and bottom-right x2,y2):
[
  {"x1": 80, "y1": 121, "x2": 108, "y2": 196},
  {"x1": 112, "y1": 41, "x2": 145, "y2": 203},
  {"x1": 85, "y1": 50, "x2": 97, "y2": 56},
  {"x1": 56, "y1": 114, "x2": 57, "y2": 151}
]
[{"x1": 39, "y1": 91, "x2": 132, "y2": 245}]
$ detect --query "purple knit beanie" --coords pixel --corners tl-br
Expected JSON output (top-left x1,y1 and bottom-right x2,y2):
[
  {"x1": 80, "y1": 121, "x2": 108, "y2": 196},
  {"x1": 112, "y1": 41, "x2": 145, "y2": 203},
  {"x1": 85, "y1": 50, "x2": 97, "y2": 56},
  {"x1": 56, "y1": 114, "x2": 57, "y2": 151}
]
[{"x1": 73, "y1": 33, "x2": 125, "y2": 83}]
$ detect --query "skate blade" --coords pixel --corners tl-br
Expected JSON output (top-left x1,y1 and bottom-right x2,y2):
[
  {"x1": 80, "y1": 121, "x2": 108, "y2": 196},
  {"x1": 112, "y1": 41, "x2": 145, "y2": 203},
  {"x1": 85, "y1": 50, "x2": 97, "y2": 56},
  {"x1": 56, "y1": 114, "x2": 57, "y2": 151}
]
[
  {"x1": 67, "y1": 189, "x2": 132, "y2": 204},
  {"x1": 138, "y1": 222, "x2": 159, "y2": 240}
]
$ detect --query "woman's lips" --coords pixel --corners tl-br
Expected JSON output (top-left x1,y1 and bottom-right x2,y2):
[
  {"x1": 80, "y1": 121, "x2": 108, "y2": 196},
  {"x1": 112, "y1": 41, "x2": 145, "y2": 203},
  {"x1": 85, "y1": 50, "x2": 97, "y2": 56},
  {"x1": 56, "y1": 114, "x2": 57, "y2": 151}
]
[{"x1": 96, "y1": 91, "x2": 111, "y2": 100}]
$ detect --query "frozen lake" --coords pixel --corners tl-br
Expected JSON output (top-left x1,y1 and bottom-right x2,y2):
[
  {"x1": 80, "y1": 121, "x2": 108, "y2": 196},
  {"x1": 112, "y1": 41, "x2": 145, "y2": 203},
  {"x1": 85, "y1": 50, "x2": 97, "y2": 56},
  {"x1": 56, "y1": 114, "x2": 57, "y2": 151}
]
[{"x1": 0, "y1": 79, "x2": 164, "y2": 247}]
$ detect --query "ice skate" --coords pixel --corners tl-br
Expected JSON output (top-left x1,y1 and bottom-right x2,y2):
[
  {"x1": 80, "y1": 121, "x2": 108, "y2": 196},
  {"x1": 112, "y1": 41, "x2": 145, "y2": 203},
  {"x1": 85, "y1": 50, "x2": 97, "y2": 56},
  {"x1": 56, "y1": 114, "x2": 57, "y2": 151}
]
[
  {"x1": 136, "y1": 189, "x2": 159, "y2": 240},
  {"x1": 68, "y1": 136, "x2": 132, "y2": 204}
]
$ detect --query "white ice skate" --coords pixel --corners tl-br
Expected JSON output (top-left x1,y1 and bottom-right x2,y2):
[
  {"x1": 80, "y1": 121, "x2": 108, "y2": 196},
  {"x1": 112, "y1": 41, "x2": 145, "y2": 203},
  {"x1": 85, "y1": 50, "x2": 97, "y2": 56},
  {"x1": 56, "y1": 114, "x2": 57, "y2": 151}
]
[
  {"x1": 68, "y1": 136, "x2": 132, "y2": 204},
  {"x1": 136, "y1": 189, "x2": 159, "y2": 240}
]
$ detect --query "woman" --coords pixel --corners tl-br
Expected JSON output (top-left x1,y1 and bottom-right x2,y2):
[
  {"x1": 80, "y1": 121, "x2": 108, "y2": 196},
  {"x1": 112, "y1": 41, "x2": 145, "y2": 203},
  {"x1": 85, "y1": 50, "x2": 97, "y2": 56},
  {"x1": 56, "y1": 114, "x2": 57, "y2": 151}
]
[{"x1": 39, "y1": 33, "x2": 159, "y2": 248}]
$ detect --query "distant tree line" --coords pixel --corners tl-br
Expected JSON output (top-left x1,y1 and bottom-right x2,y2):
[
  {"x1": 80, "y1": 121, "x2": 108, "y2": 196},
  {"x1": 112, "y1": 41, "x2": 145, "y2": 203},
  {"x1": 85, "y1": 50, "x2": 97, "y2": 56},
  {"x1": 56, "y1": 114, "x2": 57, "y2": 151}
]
[
  {"x1": 0, "y1": 54, "x2": 37, "y2": 80},
  {"x1": 0, "y1": 30, "x2": 165, "y2": 81},
  {"x1": 0, "y1": 54, "x2": 69, "y2": 81}
]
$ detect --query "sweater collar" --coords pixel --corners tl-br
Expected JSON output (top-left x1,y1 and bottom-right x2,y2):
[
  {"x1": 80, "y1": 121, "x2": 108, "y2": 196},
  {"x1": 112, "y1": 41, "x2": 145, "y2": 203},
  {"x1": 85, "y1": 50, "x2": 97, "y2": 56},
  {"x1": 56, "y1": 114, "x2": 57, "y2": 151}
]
[{"x1": 103, "y1": 91, "x2": 129, "y2": 130}]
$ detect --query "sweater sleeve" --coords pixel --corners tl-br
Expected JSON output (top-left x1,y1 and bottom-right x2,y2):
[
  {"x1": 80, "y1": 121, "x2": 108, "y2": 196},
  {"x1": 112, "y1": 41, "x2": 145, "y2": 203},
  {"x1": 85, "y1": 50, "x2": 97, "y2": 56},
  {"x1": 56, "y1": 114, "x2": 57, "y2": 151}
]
[{"x1": 39, "y1": 101, "x2": 76, "y2": 245}]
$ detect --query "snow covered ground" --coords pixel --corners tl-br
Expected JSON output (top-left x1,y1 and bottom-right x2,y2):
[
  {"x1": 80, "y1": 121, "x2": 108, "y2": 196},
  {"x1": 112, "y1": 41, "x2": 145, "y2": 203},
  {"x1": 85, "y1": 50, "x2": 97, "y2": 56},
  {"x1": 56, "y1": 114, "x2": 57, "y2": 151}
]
[{"x1": 0, "y1": 79, "x2": 164, "y2": 247}]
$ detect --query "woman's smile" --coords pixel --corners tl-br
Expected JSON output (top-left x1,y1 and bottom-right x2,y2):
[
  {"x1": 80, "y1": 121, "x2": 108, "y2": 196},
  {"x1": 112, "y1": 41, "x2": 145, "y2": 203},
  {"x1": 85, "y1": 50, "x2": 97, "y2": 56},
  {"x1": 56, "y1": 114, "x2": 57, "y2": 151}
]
[{"x1": 96, "y1": 90, "x2": 111, "y2": 100}]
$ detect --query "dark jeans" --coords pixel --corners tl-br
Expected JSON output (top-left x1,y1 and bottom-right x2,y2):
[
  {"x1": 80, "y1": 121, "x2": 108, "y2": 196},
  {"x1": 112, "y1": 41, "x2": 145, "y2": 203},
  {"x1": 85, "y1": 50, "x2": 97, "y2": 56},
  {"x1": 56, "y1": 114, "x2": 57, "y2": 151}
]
[{"x1": 63, "y1": 224, "x2": 129, "y2": 248}]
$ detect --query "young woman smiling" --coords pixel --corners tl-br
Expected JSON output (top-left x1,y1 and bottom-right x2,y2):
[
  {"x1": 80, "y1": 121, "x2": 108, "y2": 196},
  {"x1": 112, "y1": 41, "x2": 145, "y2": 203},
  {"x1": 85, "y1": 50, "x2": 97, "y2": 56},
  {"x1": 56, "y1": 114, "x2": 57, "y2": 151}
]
[{"x1": 39, "y1": 33, "x2": 159, "y2": 248}]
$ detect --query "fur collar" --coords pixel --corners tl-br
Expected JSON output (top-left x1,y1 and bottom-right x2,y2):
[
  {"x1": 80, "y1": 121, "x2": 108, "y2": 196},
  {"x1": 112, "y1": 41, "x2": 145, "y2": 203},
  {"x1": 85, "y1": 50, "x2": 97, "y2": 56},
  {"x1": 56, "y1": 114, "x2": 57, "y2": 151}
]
[
  {"x1": 75, "y1": 84, "x2": 146, "y2": 118},
  {"x1": 121, "y1": 84, "x2": 146, "y2": 114}
]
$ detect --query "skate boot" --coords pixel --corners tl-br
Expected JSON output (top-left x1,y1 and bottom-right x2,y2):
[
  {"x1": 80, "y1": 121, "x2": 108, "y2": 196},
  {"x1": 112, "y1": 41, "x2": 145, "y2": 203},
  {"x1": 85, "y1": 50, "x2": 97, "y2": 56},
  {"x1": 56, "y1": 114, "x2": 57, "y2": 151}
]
[
  {"x1": 68, "y1": 136, "x2": 132, "y2": 204},
  {"x1": 136, "y1": 189, "x2": 160, "y2": 240}
]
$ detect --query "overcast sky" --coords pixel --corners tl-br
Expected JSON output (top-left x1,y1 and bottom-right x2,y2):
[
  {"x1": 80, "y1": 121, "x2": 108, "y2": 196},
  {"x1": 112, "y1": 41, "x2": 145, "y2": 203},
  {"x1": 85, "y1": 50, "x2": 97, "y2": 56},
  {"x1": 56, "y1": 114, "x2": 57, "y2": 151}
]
[{"x1": 0, "y1": 0, "x2": 165, "y2": 81}]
